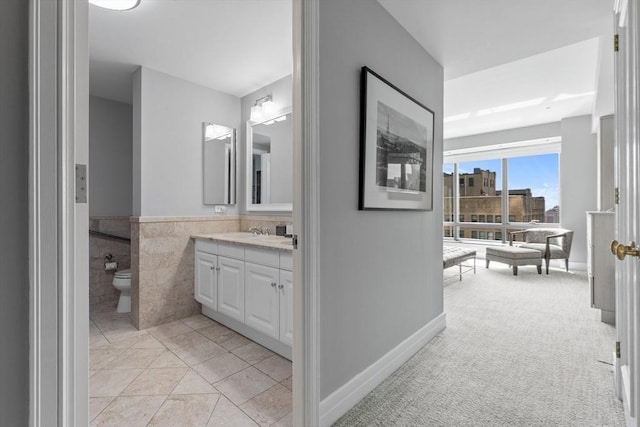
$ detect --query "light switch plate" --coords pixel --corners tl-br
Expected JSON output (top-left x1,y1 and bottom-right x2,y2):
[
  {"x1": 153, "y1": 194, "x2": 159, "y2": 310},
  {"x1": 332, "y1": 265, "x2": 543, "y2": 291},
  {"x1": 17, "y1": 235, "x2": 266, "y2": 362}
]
[{"x1": 75, "y1": 164, "x2": 87, "y2": 203}]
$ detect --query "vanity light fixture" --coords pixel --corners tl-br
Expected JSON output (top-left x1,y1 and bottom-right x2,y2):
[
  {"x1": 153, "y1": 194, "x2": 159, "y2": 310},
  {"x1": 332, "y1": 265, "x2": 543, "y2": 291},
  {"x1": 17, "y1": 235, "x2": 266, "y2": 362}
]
[
  {"x1": 249, "y1": 95, "x2": 277, "y2": 122},
  {"x1": 89, "y1": 0, "x2": 141, "y2": 11},
  {"x1": 205, "y1": 123, "x2": 229, "y2": 140}
]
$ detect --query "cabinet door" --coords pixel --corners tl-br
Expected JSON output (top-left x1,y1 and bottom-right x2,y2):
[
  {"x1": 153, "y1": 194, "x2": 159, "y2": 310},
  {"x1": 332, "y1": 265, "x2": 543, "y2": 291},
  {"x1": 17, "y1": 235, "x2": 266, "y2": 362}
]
[
  {"x1": 217, "y1": 256, "x2": 245, "y2": 322},
  {"x1": 245, "y1": 263, "x2": 279, "y2": 339},
  {"x1": 279, "y1": 269, "x2": 294, "y2": 346},
  {"x1": 195, "y1": 252, "x2": 217, "y2": 308}
]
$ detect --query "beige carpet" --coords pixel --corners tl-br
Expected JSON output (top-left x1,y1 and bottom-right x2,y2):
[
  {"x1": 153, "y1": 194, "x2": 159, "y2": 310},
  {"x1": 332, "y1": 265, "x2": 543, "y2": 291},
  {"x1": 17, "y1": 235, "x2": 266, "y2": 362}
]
[{"x1": 334, "y1": 262, "x2": 625, "y2": 426}]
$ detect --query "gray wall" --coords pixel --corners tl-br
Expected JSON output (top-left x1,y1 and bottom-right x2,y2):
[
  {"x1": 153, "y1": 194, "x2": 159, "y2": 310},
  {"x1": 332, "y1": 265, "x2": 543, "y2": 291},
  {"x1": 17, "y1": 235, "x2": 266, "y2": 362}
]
[
  {"x1": 240, "y1": 74, "x2": 293, "y2": 214},
  {"x1": 133, "y1": 67, "x2": 241, "y2": 216},
  {"x1": 90, "y1": 96, "x2": 133, "y2": 216},
  {"x1": 0, "y1": 0, "x2": 29, "y2": 424},
  {"x1": 560, "y1": 115, "x2": 597, "y2": 263},
  {"x1": 318, "y1": 0, "x2": 444, "y2": 399}
]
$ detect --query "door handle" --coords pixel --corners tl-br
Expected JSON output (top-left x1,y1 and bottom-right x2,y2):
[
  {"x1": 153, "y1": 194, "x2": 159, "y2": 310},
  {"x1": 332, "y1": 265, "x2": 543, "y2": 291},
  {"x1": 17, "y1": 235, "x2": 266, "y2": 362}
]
[{"x1": 611, "y1": 240, "x2": 640, "y2": 260}]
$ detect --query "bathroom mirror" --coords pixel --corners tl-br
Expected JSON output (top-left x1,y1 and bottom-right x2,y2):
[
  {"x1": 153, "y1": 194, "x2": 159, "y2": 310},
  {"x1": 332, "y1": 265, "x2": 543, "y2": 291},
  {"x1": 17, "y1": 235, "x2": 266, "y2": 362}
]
[
  {"x1": 246, "y1": 109, "x2": 293, "y2": 211},
  {"x1": 203, "y1": 123, "x2": 236, "y2": 205}
]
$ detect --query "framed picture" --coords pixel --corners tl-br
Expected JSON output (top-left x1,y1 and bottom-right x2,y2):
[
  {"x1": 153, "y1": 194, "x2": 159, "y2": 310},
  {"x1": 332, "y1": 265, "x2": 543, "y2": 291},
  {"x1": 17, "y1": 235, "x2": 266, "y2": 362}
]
[{"x1": 359, "y1": 66, "x2": 435, "y2": 211}]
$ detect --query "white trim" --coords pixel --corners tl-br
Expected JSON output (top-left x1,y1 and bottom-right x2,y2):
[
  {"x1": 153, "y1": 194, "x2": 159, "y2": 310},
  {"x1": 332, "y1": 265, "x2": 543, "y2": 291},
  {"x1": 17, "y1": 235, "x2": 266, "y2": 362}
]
[
  {"x1": 293, "y1": 0, "x2": 321, "y2": 425},
  {"x1": 319, "y1": 313, "x2": 447, "y2": 427}
]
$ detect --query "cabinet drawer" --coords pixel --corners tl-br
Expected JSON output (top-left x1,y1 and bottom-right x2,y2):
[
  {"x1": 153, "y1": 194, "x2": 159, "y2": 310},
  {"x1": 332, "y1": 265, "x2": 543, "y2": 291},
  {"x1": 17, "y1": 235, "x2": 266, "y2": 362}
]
[
  {"x1": 218, "y1": 242, "x2": 244, "y2": 260},
  {"x1": 245, "y1": 247, "x2": 279, "y2": 268},
  {"x1": 280, "y1": 251, "x2": 293, "y2": 271},
  {"x1": 195, "y1": 239, "x2": 217, "y2": 255}
]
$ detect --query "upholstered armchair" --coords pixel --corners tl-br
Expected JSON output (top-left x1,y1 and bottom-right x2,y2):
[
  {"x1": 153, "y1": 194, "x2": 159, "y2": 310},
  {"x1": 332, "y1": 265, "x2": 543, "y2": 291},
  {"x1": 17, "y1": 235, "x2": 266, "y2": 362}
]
[{"x1": 509, "y1": 228, "x2": 574, "y2": 274}]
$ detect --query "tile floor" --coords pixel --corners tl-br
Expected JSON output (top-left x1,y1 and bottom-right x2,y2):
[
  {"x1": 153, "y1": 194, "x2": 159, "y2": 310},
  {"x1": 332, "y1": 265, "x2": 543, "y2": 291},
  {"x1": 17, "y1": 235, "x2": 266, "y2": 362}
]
[{"x1": 89, "y1": 304, "x2": 292, "y2": 426}]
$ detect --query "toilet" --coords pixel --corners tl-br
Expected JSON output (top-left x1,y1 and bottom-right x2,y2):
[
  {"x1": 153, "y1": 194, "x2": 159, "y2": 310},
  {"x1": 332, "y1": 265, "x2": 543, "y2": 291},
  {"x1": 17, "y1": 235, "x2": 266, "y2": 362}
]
[{"x1": 112, "y1": 269, "x2": 131, "y2": 313}]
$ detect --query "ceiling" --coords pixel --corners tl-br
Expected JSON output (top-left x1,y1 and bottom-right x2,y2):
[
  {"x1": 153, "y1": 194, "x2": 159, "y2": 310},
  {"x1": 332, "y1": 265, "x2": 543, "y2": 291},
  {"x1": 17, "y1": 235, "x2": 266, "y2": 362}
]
[
  {"x1": 379, "y1": 0, "x2": 614, "y2": 139},
  {"x1": 90, "y1": 0, "x2": 615, "y2": 139},
  {"x1": 89, "y1": 0, "x2": 292, "y2": 103}
]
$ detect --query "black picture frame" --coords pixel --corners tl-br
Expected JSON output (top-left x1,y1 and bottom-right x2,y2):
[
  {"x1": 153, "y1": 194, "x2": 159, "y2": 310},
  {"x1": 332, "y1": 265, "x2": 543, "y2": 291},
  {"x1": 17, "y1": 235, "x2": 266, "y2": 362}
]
[{"x1": 359, "y1": 66, "x2": 435, "y2": 211}]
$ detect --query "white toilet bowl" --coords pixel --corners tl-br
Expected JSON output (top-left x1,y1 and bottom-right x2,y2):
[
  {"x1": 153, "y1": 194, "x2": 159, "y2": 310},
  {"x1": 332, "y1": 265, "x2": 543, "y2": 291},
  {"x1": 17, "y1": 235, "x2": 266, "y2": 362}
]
[{"x1": 112, "y1": 269, "x2": 131, "y2": 313}]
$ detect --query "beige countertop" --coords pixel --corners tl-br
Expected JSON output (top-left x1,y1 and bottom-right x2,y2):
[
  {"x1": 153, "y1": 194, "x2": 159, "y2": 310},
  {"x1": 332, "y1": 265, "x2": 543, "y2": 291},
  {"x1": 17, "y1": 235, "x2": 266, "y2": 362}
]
[{"x1": 192, "y1": 232, "x2": 293, "y2": 252}]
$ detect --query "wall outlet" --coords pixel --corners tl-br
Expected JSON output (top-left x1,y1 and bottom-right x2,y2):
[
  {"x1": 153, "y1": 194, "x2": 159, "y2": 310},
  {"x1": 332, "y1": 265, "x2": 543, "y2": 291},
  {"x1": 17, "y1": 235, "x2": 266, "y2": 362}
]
[{"x1": 214, "y1": 205, "x2": 227, "y2": 213}]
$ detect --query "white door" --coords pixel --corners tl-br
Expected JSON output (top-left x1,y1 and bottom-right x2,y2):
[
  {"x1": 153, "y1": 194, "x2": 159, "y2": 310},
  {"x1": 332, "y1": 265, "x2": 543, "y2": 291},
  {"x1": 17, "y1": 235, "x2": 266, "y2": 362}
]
[
  {"x1": 195, "y1": 252, "x2": 217, "y2": 308},
  {"x1": 279, "y1": 269, "x2": 294, "y2": 345},
  {"x1": 613, "y1": 1, "x2": 640, "y2": 423},
  {"x1": 217, "y1": 256, "x2": 245, "y2": 321},
  {"x1": 245, "y1": 262, "x2": 280, "y2": 338}
]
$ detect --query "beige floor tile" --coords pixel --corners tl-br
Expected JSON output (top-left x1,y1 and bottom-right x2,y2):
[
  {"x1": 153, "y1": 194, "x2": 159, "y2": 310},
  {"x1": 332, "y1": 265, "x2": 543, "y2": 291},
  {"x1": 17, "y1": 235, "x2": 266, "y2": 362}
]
[
  {"x1": 149, "y1": 350, "x2": 188, "y2": 368},
  {"x1": 279, "y1": 376, "x2": 292, "y2": 391},
  {"x1": 103, "y1": 347, "x2": 164, "y2": 370},
  {"x1": 148, "y1": 394, "x2": 220, "y2": 426},
  {"x1": 164, "y1": 331, "x2": 227, "y2": 366},
  {"x1": 254, "y1": 355, "x2": 292, "y2": 382},
  {"x1": 103, "y1": 326, "x2": 147, "y2": 344},
  {"x1": 196, "y1": 322, "x2": 231, "y2": 341},
  {"x1": 90, "y1": 369, "x2": 143, "y2": 397},
  {"x1": 180, "y1": 314, "x2": 216, "y2": 331},
  {"x1": 89, "y1": 348, "x2": 123, "y2": 370},
  {"x1": 130, "y1": 333, "x2": 166, "y2": 349},
  {"x1": 207, "y1": 395, "x2": 259, "y2": 427},
  {"x1": 120, "y1": 367, "x2": 188, "y2": 396},
  {"x1": 213, "y1": 330, "x2": 252, "y2": 351},
  {"x1": 90, "y1": 395, "x2": 167, "y2": 426},
  {"x1": 271, "y1": 412, "x2": 293, "y2": 427},
  {"x1": 214, "y1": 367, "x2": 276, "y2": 405},
  {"x1": 232, "y1": 342, "x2": 275, "y2": 365},
  {"x1": 89, "y1": 397, "x2": 113, "y2": 422},
  {"x1": 147, "y1": 320, "x2": 193, "y2": 341},
  {"x1": 89, "y1": 333, "x2": 110, "y2": 349},
  {"x1": 193, "y1": 352, "x2": 250, "y2": 384},
  {"x1": 172, "y1": 369, "x2": 218, "y2": 394},
  {"x1": 89, "y1": 320, "x2": 102, "y2": 336},
  {"x1": 240, "y1": 384, "x2": 292, "y2": 427}
]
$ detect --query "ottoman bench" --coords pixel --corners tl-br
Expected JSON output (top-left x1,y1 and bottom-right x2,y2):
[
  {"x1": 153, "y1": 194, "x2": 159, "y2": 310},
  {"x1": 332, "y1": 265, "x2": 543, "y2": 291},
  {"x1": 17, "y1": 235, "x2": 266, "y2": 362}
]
[{"x1": 485, "y1": 246, "x2": 542, "y2": 276}]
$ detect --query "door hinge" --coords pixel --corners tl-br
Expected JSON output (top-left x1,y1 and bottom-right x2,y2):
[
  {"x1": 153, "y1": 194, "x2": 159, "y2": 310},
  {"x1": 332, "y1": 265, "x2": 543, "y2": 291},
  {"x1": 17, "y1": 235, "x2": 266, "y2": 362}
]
[
  {"x1": 614, "y1": 34, "x2": 619, "y2": 52},
  {"x1": 616, "y1": 341, "x2": 621, "y2": 358},
  {"x1": 615, "y1": 187, "x2": 620, "y2": 204},
  {"x1": 292, "y1": 234, "x2": 298, "y2": 249},
  {"x1": 75, "y1": 164, "x2": 87, "y2": 203}
]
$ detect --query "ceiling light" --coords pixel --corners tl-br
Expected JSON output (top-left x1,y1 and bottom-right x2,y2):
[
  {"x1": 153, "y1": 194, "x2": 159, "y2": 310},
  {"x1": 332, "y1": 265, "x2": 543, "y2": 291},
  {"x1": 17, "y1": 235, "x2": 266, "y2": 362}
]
[{"x1": 89, "y1": 0, "x2": 141, "y2": 11}]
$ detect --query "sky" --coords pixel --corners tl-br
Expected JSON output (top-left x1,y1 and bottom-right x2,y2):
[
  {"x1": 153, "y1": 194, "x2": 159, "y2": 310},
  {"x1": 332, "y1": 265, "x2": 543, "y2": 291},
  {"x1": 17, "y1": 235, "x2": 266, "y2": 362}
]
[{"x1": 444, "y1": 153, "x2": 559, "y2": 210}]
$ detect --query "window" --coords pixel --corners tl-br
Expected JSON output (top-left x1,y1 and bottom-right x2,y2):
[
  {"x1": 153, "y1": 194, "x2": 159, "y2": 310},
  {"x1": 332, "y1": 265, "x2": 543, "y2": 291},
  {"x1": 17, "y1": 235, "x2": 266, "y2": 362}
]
[
  {"x1": 487, "y1": 215, "x2": 493, "y2": 223},
  {"x1": 479, "y1": 231, "x2": 486, "y2": 239},
  {"x1": 444, "y1": 163, "x2": 454, "y2": 224},
  {"x1": 479, "y1": 215, "x2": 485, "y2": 222},
  {"x1": 460, "y1": 230, "x2": 465, "y2": 238},
  {"x1": 508, "y1": 154, "x2": 560, "y2": 223},
  {"x1": 509, "y1": 215, "x2": 516, "y2": 222},
  {"x1": 459, "y1": 177, "x2": 464, "y2": 185},
  {"x1": 471, "y1": 231, "x2": 478, "y2": 239},
  {"x1": 487, "y1": 232, "x2": 494, "y2": 240},
  {"x1": 496, "y1": 215, "x2": 502, "y2": 223},
  {"x1": 459, "y1": 214, "x2": 464, "y2": 222},
  {"x1": 468, "y1": 177, "x2": 474, "y2": 187},
  {"x1": 471, "y1": 215, "x2": 478, "y2": 222},
  {"x1": 496, "y1": 232, "x2": 502, "y2": 240}
]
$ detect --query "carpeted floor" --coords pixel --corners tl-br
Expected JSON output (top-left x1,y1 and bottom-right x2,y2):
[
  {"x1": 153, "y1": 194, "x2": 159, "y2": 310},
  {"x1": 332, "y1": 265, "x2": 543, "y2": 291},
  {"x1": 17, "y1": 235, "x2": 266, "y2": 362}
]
[{"x1": 334, "y1": 262, "x2": 625, "y2": 426}]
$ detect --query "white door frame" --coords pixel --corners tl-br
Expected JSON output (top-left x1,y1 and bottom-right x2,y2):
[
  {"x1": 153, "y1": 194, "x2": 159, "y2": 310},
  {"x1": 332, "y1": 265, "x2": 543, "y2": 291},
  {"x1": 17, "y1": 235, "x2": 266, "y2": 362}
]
[
  {"x1": 613, "y1": 0, "x2": 640, "y2": 425},
  {"x1": 29, "y1": 0, "x2": 321, "y2": 425}
]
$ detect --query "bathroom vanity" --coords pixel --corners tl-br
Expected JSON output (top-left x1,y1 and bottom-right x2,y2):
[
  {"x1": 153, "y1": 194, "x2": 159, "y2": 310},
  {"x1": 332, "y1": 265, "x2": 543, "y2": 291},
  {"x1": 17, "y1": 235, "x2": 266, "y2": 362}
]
[{"x1": 192, "y1": 233, "x2": 293, "y2": 359}]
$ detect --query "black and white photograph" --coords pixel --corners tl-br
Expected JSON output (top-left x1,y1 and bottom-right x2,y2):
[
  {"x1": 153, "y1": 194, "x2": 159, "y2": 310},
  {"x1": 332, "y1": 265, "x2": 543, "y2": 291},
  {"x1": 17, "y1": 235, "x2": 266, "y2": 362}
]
[{"x1": 360, "y1": 66, "x2": 434, "y2": 210}]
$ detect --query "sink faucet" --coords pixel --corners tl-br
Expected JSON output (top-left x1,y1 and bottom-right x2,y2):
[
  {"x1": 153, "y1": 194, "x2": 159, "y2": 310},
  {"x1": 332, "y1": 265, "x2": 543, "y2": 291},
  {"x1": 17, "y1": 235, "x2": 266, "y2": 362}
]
[{"x1": 248, "y1": 227, "x2": 270, "y2": 236}]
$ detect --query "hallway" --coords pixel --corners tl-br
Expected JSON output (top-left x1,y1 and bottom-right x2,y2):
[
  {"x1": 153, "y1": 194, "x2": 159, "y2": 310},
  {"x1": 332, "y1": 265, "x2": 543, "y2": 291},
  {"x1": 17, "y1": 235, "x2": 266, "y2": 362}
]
[{"x1": 336, "y1": 263, "x2": 624, "y2": 426}]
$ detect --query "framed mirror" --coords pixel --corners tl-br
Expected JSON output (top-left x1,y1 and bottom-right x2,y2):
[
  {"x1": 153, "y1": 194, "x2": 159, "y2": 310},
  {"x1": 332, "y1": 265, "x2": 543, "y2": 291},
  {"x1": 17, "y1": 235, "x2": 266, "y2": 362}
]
[
  {"x1": 246, "y1": 108, "x2": 293, "y2": 211},
  {"x1": 203, "y1": 123, "x2": 236, "y2": 205}
]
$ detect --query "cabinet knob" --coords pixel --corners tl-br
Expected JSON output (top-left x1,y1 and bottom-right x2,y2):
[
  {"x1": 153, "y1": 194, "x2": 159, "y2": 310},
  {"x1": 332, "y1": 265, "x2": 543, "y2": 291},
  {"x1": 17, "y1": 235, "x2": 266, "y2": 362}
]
[
  {"x1": 271, "y1": 282, "x2": 277, "y2": 288},
  {"x1": 210, "y1": 266, "x2": 214, "y2": 270},
  {"x1": 278, "y1": 284, "x2": 284, "y2": 289}
]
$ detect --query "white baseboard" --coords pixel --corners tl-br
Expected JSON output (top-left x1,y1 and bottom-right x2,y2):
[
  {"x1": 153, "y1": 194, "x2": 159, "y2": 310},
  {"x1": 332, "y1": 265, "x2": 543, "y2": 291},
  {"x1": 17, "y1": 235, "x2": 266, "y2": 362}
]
[{"x1": 319, "y1": 312, "x2": 447, "y2": 427}]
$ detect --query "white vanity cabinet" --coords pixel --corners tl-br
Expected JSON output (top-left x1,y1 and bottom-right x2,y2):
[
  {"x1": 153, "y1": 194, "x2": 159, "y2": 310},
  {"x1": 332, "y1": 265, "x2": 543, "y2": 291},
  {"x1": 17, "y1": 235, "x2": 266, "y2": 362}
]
[{"x1": 193, "y1": 236, "x2": 293, "y2": 359}]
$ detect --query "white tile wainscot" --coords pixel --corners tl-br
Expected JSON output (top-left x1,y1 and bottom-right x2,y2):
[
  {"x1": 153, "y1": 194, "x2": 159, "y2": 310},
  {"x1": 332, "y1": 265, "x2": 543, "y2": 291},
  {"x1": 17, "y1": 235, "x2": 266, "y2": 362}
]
[{"x1": 192, "y1": 233, "x2": 294, "y2": 360}]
